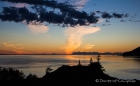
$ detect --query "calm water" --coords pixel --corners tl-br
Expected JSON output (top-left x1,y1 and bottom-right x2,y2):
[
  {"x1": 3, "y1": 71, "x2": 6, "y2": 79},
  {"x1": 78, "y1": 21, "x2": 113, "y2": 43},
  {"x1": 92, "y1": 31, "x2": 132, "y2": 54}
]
[{"x1": 0, "y1": 55, "x2": 140, "y2": 80}]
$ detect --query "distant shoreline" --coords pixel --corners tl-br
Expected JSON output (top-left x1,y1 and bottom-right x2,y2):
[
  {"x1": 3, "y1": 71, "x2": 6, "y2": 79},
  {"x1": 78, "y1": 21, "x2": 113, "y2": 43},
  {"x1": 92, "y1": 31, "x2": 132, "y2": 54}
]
[{"x1": 0, "y1": 54, "x2": 122, "y2": 55}]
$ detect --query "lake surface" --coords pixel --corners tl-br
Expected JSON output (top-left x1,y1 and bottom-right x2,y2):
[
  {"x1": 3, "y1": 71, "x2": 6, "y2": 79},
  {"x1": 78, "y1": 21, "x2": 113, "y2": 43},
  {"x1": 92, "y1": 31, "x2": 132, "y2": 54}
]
[{"x1": 0, "y1": 55, "x2": 140, "y2": 80}]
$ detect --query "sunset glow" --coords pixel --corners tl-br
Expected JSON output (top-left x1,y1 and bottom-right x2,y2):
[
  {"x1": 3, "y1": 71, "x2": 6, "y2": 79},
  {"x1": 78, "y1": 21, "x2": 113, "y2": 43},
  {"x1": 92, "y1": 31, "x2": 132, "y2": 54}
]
[{"x1": 0, "y1": 0, "x2": 140, "y2": 54}]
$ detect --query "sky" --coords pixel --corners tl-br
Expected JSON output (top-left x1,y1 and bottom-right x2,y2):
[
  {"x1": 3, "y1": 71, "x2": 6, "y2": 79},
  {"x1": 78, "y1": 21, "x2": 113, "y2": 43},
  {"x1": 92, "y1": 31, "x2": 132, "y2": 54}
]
[{"x1": 0, "y1": 0, "x2": 140, "y2": 54}]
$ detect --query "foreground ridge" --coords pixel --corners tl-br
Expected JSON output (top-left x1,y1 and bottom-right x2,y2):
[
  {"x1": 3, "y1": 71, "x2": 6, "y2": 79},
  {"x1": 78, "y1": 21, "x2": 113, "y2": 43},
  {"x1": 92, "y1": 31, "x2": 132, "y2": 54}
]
[{"x1": 0, "y1": 57, "x2": 139, "y2": 86}]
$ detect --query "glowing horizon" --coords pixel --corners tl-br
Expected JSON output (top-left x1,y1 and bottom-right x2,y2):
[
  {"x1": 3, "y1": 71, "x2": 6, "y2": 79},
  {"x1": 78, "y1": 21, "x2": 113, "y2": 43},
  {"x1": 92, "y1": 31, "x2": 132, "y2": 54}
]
[{"x1": 0, "y1": 0, "x2": 140, "y2": 54}]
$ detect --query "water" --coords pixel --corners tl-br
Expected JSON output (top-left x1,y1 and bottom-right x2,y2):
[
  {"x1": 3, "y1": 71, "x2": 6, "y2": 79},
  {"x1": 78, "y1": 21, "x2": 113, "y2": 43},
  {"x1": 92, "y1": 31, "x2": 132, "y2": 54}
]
[{"x1": 0, "y1": 55, "x2": 140, "y2": 80}]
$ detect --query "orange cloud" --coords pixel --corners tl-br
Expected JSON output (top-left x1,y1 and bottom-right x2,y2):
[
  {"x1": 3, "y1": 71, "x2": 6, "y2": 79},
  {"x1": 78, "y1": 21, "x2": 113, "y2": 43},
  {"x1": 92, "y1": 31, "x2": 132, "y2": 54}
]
[
  {"x1": 17, "y1": 47, "x2": 24, "y2": 50},
  {"x1": 2, "y1": 42, "x2": 26, "y2": 54},
  {"x1": 14, "y1": 50, "x2": 26, "y2": 54},
  {"x1": 3, "y1": 43, "x2": 15, "y2": 48},
  {"x1": 28, "y1": 25, "x2": 49, "y2": 34},
  {"x1": 62, "y1": 26, "x2": 100, "y2": 54},
  {"x1": 84, "y1": 44, "x2": 94, "y2": 49}
]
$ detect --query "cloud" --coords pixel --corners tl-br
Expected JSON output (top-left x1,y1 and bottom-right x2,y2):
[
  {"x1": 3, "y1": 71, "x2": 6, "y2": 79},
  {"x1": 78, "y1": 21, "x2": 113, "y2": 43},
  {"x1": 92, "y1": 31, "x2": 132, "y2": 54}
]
[
  {"x1": 0, "y1": 6, "x2": 38, "y2": 24},
  {"x1": 74, "y1": 0, "x2": 89, "y2": 9},
  {"x1": 7, "y1": 2, "x2": 28, "y2": 8},
  {"x1": 0, "y1": 0, "x2": 74, "y2": 10},
  {"x1": 14, "y1": 3, "x2": 26, "y2": 8},
  {"x1": 14, "y1": 50, "x2": 26, "y2": 54},
  {"x1": 63, "y1": 0, "x2": 89, "y2": 9},
  {"x1": 0, "y1": 6, "x2": 98, "y2": 26},
  {"x1": 0, "y1": 0, "x2": 130, "y2": 27},
  {"x1": 3, "y1": 42, "x2": 15, "y2": 48},
  {"x1": 2, "y1": 42, "x2": 25, "y2": 54},
  {"x1": 17, "y1": 47, "x2": 24, "y2": 50},
  {"x1": 62, "y1": 26, "x2": 100, "y2": 54},
  {"x1": 75, "y1": 0, "x2": 89, "y2": 5},
  {"x1": 84, "y1": 44, "x2": 94, "y2": 49},
  {"x1": 14, "y1": 46, "x2": 26, "y2": 54},
  {"x1": 100, "y1": 12, "x2": 128, "y2": 19},
  {"x1": 27, "y1": 24, "x2": 49, "y2": 34}
]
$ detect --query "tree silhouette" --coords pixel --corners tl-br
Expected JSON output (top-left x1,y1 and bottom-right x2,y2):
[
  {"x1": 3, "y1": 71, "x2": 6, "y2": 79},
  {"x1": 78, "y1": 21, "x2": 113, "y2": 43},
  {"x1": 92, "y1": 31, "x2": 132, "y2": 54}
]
[
  {"x1": 89, "y1": 57, "x2": 93, "y2": 64},
  {"x1": 78, "y1": 60, "x2": 82, "y2": 66},
  {"x1": 0, "y1": 67, "x2": 25, "y2": 79},
  {"x1": 97, "y1": 54, "x2": 101, "y2": 62},
  {"x1": 25, "y1": 73, "x2": 38, "y2": 79},
  {"x1": 46, "y1": 67, "x2": 53, "y2": 74}
]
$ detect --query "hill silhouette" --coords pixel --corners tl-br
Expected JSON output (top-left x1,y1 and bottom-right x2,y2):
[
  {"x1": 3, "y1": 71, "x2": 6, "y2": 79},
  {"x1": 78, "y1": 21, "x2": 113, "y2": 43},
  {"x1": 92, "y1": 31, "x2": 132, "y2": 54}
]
[
  {"x1": 42, "y1": 62, "x2": 118, "y2": 85},
  {"x1": 123, "y1": 46, "x2": 140, "y2": 56}
]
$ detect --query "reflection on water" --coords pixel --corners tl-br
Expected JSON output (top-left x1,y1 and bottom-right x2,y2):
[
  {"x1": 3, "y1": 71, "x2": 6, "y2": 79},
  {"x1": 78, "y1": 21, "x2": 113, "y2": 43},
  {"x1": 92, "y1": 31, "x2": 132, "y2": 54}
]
[{"x1": 0, "y1": 55, "x2": 140, "y2": 79}]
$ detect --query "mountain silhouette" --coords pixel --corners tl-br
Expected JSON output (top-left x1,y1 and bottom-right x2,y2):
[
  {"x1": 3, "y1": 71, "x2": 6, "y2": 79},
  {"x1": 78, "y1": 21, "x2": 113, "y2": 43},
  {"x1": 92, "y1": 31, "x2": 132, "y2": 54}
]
[{"x1": 123, "y1": 46, "x2": 140, "y2": 56}]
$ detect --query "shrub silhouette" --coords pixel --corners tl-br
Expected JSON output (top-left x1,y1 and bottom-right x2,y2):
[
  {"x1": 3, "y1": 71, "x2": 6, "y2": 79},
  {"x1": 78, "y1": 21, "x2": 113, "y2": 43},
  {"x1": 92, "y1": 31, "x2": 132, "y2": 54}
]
[
  {"x1": 26, "y1": 73, "x2": 38, "y2": 79},
  {"x1": 46, "y1": 67, "x2": 53, "y2": 74},
  {"x1": 0, "y1": 67, "x2": 25, "y2": 79}
]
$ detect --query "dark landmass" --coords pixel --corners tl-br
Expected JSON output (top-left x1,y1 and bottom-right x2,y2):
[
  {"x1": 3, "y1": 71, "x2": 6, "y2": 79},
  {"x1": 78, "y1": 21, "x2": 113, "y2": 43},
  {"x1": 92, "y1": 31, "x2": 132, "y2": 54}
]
[
  {"x1": 123, "y1": 46, "x2": 140, "y2": 57},
  {"x1": 0, "y1": 58, "x2": 139, "y2": 86},
  {"x1": 72, "y1": 51, "x2": 122, "y2": 56},
  {"x1": 42, "y1": 62, "x2": 118, "y2": 86},
  {"x1": 72, "y1": 51, "x2": 99, "y2": 55}
]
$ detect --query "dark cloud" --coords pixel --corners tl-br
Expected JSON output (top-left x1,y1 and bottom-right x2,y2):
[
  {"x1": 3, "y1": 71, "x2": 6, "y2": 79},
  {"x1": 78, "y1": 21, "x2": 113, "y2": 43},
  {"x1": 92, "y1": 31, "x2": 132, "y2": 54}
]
[
  {"x1": 106, "y1": 20, "x2": 110, "y2": 23},
  {"x1": 101, "y1": 12, "x2": 113, "y2": 19},
  {"x1": 0, "y1": 0, "x2": 131, "y2": 27},
  {"x1": 99, "y1": 11, "x2": 129, "y2": 19},
  {"x1": 0, "y1": 6, "x2": 38, "y2": 24},
  {"x1": 112, "y1": 13, "x2": 124, "y2": 18},
  {"x1": 0, "y1": 6, "x2": 99, "y2": 26},
  {"x1": 0, "y1": 0, "x2": 76, "y2": 12}
]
